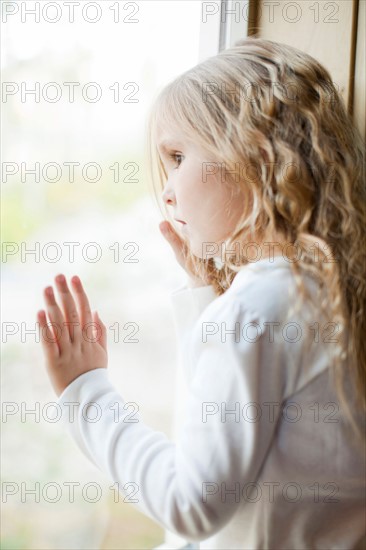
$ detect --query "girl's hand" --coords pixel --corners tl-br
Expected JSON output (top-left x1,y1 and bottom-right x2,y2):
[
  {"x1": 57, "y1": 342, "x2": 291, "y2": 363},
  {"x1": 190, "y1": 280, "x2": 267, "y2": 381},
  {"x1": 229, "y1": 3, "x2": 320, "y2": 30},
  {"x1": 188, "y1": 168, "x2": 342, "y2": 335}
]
[
  {"x1": 37, "y1": 274, "x2": 108, "y2": 398},
  {"x1": 159, "y1": 220, "x2": 210, "y2": 288}
]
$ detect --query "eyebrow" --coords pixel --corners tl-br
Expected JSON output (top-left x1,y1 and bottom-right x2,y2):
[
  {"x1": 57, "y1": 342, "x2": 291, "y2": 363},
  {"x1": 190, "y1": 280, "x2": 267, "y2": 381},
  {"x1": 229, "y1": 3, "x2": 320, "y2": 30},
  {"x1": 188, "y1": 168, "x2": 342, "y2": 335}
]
[{"x1": 157, "y1": 139, "x2": 184, "y2": 152}]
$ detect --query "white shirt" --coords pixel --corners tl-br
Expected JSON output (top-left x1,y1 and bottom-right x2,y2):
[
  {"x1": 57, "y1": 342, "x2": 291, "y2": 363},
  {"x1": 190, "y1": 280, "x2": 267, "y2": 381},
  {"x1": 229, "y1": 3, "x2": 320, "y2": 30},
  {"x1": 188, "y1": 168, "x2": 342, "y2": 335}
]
[{"x1": 57, "y1": 255, "x2": 366, "y2": 549}]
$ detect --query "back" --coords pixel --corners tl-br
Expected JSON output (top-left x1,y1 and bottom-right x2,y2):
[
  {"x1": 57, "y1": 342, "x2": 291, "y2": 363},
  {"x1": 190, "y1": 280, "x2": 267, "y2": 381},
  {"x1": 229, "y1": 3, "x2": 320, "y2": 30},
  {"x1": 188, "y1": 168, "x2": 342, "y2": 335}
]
[{"x1": 185, "y1": 257, "x2": 366, "y2": 549}]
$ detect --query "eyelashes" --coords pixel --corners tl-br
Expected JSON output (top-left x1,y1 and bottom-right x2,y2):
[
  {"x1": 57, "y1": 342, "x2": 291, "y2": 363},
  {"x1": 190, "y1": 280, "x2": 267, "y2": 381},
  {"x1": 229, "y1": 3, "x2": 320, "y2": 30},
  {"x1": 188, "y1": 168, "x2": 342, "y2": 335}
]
[{"x1": 168, "y1": 152, "x2": 184, "y2": 169}]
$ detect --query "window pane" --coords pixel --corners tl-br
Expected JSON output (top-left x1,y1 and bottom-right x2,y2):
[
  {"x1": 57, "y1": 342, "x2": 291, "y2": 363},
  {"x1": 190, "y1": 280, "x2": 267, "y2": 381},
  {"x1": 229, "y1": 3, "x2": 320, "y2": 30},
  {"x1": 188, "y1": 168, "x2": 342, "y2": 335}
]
[{"x1": 1, "y1": 2, "x2": 202, "y2": 549}]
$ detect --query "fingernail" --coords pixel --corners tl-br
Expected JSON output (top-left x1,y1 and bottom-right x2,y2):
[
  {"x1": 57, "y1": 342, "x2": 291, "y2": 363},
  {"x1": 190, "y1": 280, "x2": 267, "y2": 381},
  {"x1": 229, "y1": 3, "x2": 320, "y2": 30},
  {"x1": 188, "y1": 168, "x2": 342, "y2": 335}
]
[{"x1": 56, "y1": 274, "x2": 65, "y2": 284}]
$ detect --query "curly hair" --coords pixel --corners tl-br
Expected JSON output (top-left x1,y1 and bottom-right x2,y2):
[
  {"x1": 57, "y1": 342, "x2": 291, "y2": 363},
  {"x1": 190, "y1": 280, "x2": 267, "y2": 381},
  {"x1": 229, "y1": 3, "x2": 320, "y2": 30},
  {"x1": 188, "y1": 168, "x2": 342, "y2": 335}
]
[{"x1": 146, "y1": 37, "x2": 366, "y2": 443}]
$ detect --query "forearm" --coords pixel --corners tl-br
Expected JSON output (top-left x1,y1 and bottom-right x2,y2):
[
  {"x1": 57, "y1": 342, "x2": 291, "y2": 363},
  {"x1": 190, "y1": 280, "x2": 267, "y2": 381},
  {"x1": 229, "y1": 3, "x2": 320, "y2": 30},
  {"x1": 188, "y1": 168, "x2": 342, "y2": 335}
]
[{"x1": 57, "y1": 368, "x2": 234, "y2": 542}]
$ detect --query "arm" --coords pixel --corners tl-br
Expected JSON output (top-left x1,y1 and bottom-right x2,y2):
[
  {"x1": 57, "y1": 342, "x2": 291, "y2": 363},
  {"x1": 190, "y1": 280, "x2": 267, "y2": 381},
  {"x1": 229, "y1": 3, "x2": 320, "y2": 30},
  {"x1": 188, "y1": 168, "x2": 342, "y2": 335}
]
[{"x1": 56, "y1": 296, "x2": 287, "y2": 542}]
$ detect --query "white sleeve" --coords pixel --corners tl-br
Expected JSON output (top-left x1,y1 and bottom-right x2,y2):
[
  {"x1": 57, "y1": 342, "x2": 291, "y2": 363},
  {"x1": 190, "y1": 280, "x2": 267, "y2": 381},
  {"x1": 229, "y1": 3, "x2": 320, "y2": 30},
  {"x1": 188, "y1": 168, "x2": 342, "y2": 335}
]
[{"x1": 56, "y1": 296, "x2": 287, "y2": 542}]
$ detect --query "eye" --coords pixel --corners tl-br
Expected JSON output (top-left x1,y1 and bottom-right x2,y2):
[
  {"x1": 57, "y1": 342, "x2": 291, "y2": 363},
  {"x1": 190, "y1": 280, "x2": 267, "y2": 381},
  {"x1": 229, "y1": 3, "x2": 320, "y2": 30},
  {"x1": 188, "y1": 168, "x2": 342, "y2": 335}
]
[{"x1": 168, "y1": 152, "x2": 184, "y2": 169}]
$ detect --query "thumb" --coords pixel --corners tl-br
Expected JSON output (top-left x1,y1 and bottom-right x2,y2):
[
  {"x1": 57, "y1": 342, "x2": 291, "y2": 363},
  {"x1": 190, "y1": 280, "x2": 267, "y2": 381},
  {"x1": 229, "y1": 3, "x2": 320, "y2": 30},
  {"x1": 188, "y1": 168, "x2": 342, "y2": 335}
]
[
  {"x1": 159, "y1": 221, "x2": 198, "y2": 279},
  {"x1": 93, "y1": 311, "x2": 107, "y2": 351},
  {"x1": 159, "y1": 221, "x2": 183, "y2": 251},
  {"x1": 159, "y1": 220, "x2": 173, "y2": 237},
  {"x1": 159, "y1": 220, "x2": 191, "y2": 273}
]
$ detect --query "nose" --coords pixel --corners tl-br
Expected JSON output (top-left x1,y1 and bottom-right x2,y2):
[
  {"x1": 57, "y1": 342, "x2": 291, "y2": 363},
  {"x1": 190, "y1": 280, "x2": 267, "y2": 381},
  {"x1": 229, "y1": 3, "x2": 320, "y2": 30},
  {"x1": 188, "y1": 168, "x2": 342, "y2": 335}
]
[{"x1": 162, "y1": 180, "x2": 176, "y2": 206}]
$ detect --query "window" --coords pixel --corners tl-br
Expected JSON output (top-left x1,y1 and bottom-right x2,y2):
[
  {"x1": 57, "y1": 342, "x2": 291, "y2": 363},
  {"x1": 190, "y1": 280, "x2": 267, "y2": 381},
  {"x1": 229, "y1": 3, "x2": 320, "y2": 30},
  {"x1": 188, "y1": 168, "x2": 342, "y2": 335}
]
[{"x1": 1, "y1": 2, "x2": 248, "y2": 549}]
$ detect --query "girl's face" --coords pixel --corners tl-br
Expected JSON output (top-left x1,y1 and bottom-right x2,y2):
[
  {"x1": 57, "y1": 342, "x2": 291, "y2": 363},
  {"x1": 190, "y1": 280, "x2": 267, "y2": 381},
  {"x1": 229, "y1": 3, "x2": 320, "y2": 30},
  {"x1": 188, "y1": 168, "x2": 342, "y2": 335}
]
[{"x1": 158, "y1": 129, "x2": 246, "y2": 259}]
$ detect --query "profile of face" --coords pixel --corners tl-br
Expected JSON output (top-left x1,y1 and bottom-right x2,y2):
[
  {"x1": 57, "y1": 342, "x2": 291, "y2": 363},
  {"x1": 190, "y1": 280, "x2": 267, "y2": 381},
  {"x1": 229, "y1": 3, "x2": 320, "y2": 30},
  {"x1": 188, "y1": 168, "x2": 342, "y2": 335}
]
[{"x1": 157, "y1": 128, "x2": 246, "y2": 260}]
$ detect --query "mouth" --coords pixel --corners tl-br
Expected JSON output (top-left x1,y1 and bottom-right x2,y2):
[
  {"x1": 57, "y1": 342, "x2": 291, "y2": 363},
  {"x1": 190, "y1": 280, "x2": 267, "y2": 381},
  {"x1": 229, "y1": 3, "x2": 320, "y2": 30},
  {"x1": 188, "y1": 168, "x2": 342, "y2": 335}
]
[{"x1": 174, "y1": 219, "x2": 187, "y2": 225}]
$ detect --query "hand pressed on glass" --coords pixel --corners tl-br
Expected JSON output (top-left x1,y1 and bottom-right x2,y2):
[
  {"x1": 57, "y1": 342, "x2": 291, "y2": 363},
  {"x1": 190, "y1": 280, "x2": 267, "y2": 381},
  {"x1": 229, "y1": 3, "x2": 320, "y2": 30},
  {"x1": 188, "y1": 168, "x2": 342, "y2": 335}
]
[
  {"x1": 159, "y1": 220, "x2": 210, "y2": 288},
  {"x1": 37, "y1": 274, "x2": 108, "y2": 398}
]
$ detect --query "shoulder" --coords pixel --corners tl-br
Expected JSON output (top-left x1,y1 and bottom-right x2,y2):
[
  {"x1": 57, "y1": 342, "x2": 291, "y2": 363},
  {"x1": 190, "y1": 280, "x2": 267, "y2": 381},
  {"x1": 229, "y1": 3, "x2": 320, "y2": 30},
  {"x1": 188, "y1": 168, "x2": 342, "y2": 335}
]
[
  {"x1": 189, "y1": 263, "x2": 301, "y2": 333},
  {"x1": 189, "y1": 264, "x2": 290, "y2": 349},
  {"x1": 189, "y1": 260, "x2": 332, "y2": 397},
  {"x1": 225, "y1": 260, "x2": 321, "y2": 324}
]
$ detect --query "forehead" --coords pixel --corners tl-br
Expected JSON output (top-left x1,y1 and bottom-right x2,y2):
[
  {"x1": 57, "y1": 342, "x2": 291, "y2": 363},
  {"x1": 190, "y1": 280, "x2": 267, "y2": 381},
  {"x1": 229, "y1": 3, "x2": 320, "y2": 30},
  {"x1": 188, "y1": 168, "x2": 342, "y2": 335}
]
[
  {"x1": 154, "y1": 125, "x2": 213, "y2": 161},
  {"x1": 155, "y1": 122, "x2": 187, "y2": 149}
]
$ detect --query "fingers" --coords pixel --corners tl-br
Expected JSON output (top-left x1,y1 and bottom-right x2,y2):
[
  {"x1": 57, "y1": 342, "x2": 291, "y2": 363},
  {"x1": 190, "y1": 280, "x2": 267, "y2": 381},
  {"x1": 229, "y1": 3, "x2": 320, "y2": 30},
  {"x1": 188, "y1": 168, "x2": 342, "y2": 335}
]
[
  {"x1": 40, "y1": 274, "x2": 98, "y2": 356},
  {"x1": 159, "y1": 221, "x2": 186, "y2": 254},
  {"x1": 159, "y1": 220, "x2": 193, "y2": 277},
  {"x1": 54, "y1": 274, "x2": 82, "y2": 342},
  {"x1": 93, "y1": 311, "x2": 107, "y2": 351},
  {"x1": 42, "y1": 285, "x2": 71, "y2": 351},
  {"x1": 159, "y1": 220, "x2": 171, "y2": 234},
  {"x1": 37, "y1": 309, "x2": 60, "y2": 361},
  {"x1": 70, "y1": 275, "x2": 93, "y2": 329},
  {"x1": 41, "y1": 274, "x2": 93, "y2": 351},
  {"x1": 159, "y1": 220, "x2": 179, "y2": 240}
]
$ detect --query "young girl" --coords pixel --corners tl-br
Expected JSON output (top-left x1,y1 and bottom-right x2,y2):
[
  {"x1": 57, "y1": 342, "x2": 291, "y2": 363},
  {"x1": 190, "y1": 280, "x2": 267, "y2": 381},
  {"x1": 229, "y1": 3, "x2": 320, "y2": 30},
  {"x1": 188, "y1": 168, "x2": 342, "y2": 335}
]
[{"x1": 37, "y1": 37, "x2": 366, "y2": 549}]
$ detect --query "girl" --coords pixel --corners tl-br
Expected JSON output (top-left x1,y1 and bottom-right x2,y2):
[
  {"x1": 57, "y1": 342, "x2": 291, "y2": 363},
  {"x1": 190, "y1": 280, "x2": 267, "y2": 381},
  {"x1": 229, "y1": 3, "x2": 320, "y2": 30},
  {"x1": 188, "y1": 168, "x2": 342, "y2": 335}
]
[{"x1": 37, "y1": 37, "x2": 366, "y2": 549}]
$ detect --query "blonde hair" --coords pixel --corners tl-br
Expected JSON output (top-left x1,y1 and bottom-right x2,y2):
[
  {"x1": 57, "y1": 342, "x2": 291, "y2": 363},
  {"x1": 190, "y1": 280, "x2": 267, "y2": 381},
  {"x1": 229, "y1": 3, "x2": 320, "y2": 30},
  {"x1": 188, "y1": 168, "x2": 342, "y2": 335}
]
[{"x1": 146, "y1": 37, "x2": 366, "y2": 443}]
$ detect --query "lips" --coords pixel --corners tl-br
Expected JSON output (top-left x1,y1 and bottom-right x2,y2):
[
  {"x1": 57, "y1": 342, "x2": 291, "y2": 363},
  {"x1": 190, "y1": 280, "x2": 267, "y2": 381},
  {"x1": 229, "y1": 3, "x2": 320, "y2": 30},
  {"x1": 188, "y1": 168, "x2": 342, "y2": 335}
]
[{"x1": 174, "y1": 219, "x2": 186, "y2": 225}]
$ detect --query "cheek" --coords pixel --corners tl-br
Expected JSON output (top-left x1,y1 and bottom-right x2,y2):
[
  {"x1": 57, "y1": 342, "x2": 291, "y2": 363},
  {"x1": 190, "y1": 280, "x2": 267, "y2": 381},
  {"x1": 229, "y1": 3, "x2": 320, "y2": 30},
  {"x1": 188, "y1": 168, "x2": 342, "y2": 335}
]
[
  {"x1": 176, "y1": 171, "x2": 204, "y2": 206},
  {"x1": 219, "y1": 184, "x2": 245, "y2": 216}
]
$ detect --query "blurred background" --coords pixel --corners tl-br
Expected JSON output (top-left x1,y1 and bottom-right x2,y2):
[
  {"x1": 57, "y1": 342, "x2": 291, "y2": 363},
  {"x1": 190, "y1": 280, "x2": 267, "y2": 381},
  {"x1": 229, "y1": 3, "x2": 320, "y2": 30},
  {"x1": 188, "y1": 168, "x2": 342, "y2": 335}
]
[{"x1": 1, "y1": 1, "x2": 203, "y2": 548}]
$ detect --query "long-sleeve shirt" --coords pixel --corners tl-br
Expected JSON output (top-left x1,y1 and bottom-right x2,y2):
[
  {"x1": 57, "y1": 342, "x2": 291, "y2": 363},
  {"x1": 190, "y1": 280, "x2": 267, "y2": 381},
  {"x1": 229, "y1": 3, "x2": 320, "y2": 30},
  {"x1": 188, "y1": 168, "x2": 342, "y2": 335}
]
[{"x1": 56, "y1": 255, "x2": 366, "y2": 549}]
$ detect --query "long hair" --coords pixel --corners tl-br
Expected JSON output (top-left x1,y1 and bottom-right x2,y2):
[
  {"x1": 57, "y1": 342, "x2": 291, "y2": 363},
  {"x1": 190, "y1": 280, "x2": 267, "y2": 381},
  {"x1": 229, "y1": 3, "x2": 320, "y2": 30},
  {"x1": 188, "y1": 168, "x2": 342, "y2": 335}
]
[{"x1": 146, "y1": 37, "x2": 366, "y2": 442}]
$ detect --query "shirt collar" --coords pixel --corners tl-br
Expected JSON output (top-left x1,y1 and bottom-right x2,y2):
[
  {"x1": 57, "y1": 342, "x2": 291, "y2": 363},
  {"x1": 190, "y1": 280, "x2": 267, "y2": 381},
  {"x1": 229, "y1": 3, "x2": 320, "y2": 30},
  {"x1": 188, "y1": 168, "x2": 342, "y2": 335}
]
[{"x1": 229, "y1": 255, "x2": 292, "y2": 292}]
